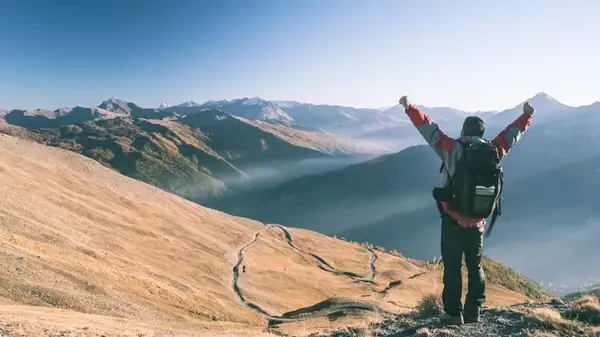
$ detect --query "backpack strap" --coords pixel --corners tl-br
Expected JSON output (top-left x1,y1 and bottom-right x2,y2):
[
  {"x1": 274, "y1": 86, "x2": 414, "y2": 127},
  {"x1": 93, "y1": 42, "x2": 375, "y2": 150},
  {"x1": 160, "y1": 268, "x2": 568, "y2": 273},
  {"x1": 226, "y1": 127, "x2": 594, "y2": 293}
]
[
  {"x1": 433, "y1": 189, "x2": 445, "y2": 217},
  {"x1": 484, "y1": 167, "x2": 504, "y2": 238},
  {"x1": 439, "y1": 137, "x2": 467, "y2": 175}
]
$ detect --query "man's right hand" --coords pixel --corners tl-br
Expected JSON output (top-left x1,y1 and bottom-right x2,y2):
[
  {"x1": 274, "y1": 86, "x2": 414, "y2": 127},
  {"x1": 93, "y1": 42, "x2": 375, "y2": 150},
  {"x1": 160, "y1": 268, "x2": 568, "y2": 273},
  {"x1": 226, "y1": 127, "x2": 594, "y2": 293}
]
[{"x1": 523, "y1": 101, "x2": 535, "y2": 116}]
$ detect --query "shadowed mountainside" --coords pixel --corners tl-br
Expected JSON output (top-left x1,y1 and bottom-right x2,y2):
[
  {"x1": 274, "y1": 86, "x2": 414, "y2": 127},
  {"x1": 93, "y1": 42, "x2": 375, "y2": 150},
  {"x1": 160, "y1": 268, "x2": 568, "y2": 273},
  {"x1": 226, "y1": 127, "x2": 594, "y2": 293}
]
[{"x1": 206, "y1": 144, "x2": 440, "y2": 236}]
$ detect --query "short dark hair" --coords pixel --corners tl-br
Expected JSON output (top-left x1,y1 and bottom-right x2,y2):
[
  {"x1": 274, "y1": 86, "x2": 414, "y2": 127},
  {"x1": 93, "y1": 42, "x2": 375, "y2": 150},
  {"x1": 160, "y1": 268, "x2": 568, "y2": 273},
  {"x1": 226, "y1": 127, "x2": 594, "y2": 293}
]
[{"x1": 462, "y1": 116, "x2": 485, "y2": 137}]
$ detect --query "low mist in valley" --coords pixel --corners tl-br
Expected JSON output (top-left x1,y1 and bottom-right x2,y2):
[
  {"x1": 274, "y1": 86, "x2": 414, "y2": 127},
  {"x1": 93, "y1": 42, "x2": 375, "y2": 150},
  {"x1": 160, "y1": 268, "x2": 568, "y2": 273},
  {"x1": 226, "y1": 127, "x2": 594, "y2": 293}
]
[
  {"x1": 487, "y1": 217, "x2": 600, "y2": 295},
  {"x1": 217, "y1": 155, "x2": 373, "y2": 193}
]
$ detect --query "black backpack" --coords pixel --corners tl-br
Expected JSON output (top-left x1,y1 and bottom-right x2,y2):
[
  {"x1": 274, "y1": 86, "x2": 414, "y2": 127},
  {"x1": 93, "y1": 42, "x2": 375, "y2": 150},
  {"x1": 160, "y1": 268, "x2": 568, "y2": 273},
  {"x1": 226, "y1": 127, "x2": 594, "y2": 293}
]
[{"x1": 439, "y1": 139, "x2": 504, "y2": 237}]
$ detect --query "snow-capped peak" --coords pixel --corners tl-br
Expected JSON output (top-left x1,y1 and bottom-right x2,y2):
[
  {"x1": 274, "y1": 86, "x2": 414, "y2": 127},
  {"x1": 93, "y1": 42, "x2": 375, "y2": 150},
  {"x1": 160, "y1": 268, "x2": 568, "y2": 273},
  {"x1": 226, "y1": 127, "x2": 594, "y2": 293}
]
[
  {"x1": 55, "y1": 107, "x2": 73, "y2": 116},
  {"x1": 524, "y1": 92, "x2": 570, "y2": 110},
  {"x1": 240, "y1": 97, "x2": 263, "y2": 105},
  {"x1": 103, "y1": 96, "x2": 127, "y2": 106},
  {"x1": 529, "y1": 92, "x2": 558, "y2": 103},
  {"x1": 99, "y1": 96, "x2": 133, "y2": 114},
  {"x1": 274, "y1": 100, "x2": 301, "y2": 108},
  {"x1": 197, "y1": 97, "x2": 294, "y2": 125},
  {"x1": 157, "y1": 102, "x2": 170, "y2": 110},
  {"x1": 175, "y1": 100, "x2": 201, "y2": 108},
  {"x1": 203, "y1": 99, "x2": 229, "y2": 106}
]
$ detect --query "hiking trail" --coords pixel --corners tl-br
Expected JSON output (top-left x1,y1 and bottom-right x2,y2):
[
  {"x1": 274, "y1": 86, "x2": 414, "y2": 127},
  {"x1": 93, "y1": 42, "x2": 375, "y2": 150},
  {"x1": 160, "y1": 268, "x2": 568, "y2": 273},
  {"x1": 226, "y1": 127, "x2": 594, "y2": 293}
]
[
  {"x1": 267, "y1": 224, "x2": 378, "y2": 285},
  {"x1": 231, "y1": 228, "x2": 386, "y2": 325}
]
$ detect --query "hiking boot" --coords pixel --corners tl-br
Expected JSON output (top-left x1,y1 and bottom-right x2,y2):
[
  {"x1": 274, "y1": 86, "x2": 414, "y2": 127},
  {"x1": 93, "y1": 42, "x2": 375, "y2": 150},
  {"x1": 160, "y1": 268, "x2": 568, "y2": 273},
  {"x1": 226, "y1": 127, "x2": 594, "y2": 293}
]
[
  {"x1": 464, "y1": 311, "x2": 480, "y2": 323},
  {"x1": 440, "y1": 314, "x2": 464, "y2": 326}
]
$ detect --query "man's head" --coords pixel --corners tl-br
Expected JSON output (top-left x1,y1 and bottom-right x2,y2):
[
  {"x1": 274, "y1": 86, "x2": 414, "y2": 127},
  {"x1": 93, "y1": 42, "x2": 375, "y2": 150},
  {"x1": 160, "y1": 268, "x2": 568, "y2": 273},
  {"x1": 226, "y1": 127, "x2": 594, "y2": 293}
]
[{"x1": 461, "y1": 116, "x2": 485, "y2": 137}]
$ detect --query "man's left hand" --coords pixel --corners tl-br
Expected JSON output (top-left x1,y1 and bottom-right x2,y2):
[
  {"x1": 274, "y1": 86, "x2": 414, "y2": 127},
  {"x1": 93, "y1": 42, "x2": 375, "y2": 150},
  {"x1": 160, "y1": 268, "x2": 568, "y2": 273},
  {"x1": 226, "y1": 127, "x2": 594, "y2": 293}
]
[{"x1": 399, "y1": 95, "x2": 410, "y2": 109}]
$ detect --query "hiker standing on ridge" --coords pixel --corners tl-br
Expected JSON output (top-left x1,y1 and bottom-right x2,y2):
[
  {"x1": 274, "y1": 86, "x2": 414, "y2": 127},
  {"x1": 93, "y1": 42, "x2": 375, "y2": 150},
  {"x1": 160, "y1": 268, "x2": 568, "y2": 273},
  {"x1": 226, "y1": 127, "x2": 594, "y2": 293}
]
[{"x1": 398, "y1": 95, "x2": 534, "y2": 325}]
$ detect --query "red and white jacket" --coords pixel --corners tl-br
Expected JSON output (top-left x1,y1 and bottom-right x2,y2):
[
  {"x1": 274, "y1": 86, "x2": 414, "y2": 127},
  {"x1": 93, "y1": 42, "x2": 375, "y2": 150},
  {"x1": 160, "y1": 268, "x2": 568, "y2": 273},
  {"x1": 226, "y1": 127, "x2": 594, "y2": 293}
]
[{"x1": 404, "y1": 104, "x2": 533, "y2": 228}]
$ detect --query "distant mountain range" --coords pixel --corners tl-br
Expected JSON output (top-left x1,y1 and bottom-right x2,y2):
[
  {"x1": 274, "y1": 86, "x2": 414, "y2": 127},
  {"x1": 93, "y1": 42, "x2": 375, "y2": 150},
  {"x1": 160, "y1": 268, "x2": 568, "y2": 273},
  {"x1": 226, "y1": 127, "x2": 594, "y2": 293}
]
[
  {"x1": 0, "y1": 97, "x2": 386, "y2": 201},
  {"x1": 3, "y1": 92, "x2": 580, "y2": 149},
  {"x1": 204, "y1": 93, "x2": 600, "y2": 290}
]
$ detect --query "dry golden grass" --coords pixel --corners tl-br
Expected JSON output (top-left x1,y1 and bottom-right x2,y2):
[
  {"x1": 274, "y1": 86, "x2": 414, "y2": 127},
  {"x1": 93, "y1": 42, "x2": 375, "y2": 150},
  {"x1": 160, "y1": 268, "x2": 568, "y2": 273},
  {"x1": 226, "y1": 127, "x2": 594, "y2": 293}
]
[
  {"x1": 415, "y1": 327, "x2": 433, "y2": 336},
  {"x1": 414, "y1": 326, "x2": 458, "y2": 337},
  {"x1": 276, "y1": 314, "x2": 383, "y2": 337},
  {"x1": 524, "y1": 307, "x2": 583, "y2": 334},
  {"x1": 565, "y1": 295, "x2": 600, "y2": 325},
  {"x1": 0, "y1": 134, "x2": 537, "y2": 336},
  {"x1": 240, "y1": 228, "x2": 373, "y2": 316},
  {"x1": 383, "y1": 267, "x2": 530, "y2": 312},
  {"x1": 144, "y1": 118, "x2": 219, "y2": 157},
  {"x1": 283, "y1": 228, "x2": 377, "y2": 278},
  {"x1": 416, "y1": 293, "x2": 443, "y2": 317},
  {"x1": 525, "y1": 331, "x2": 560, "y2": 337},
  {"x1": 0, "y1": 305, "x2": 278, "y2": 337}
]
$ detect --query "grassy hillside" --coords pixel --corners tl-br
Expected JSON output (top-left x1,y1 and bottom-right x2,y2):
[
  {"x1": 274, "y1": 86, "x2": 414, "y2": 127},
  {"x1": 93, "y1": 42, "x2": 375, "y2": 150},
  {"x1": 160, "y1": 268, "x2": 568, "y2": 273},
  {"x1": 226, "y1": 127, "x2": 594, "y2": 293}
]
[
  {"x1": 0, "y1": 117, "x2": 240, "y2": 201},
  {"x1": 0, "y1": 134, "x2": 546, "y2": 336}
]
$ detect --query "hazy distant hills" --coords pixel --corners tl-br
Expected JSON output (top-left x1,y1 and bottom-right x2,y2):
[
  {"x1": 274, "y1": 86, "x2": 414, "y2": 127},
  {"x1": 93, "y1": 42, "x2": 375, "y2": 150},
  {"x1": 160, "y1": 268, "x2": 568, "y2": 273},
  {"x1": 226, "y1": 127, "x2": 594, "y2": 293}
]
[
  {"x1": 3, "y1": 98, "x2": 179, "y2": 129},
  {"x1": 206, "y1": 144, "x2": 439, "y2": 231},
  {"x1": 487, "y1": 92, "x2": 574, "y2": 130},
  {"x1": 209, "y1": 92, "x2": 590, "y2": 229},
  {"x1": 197, "y1": 97, "x2": 295, "y2": 126}
]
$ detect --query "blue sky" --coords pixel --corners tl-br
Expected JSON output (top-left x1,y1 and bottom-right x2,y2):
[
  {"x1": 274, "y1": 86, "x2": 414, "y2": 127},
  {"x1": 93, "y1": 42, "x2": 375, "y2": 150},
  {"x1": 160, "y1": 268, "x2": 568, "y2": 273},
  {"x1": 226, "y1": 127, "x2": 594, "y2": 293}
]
[{"x1": 1, "y1": 0, "x2": 599, "y2": 111}]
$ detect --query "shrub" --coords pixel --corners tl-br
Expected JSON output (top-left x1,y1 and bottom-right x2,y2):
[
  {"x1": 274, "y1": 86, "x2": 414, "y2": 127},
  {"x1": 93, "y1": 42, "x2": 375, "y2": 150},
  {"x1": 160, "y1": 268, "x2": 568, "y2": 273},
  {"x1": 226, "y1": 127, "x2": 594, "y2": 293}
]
[
  {"x1": 564, "y1": 295, "x2": 600, "y2": 325},
  {"x1": 525, "y1": 307, "x2": 583, "y2": 334},
  {"x1": 481, "y1": 257, "x2": 551, "y2": 301},
  {"x1": 416, "y1": 293, "x2": 443, "y2": 317}
]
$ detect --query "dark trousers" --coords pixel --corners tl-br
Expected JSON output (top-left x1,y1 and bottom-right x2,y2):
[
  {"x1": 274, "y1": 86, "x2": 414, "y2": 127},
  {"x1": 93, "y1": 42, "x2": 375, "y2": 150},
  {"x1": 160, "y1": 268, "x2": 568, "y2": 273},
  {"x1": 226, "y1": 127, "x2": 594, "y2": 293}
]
[{"x1": 440, "y1": 214, "x2": 486, "y2": 317}]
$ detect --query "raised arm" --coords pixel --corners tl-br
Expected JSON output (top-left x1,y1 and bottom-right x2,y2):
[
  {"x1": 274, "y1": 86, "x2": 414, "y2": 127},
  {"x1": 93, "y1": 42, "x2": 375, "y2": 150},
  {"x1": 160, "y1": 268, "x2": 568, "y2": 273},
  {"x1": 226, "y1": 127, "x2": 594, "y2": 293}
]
[
  {"x1": 399, "y1": 95, "x2": 459, "y2": 162},
  {"x1": 491, "y1": 101, "x2": 535, "y2": 159}
]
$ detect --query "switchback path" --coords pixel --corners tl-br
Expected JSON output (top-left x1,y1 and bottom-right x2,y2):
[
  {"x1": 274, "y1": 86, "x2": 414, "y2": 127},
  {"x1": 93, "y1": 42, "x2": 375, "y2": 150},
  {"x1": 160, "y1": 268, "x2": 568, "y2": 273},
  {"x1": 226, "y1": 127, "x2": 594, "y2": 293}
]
[
  {"x1": 230, "y1": 228, "x2": 388, "y2": 325},
  {"x1": 267, "y1": 224, "x2": 378, "y2": 285}
]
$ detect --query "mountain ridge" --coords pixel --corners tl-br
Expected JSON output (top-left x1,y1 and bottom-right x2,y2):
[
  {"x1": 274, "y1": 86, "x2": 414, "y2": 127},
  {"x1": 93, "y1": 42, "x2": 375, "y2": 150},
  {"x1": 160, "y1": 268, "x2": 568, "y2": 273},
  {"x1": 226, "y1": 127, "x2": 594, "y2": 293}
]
[
  {"x1": 5, "y1": 91, "x2": 577, "y2": 122},
  {"x1": 0, "y1": 99, "x2": 385, "y2": 202}
]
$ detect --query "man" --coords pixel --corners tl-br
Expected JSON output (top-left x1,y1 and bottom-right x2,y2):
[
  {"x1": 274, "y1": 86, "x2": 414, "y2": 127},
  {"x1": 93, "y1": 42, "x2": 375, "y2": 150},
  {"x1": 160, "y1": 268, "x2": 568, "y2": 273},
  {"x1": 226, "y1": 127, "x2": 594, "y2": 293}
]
[{"x1": 398, "y1": 95, "x2": 534, "y2": 325}]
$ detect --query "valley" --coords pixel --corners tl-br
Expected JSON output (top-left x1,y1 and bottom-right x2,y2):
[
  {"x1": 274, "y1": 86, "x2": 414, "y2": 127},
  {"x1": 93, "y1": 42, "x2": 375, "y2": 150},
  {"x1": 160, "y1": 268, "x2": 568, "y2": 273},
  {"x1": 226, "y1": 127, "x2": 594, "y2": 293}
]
[{"x1": 2, "y1": 93, "x2": 599, "y2": 294}]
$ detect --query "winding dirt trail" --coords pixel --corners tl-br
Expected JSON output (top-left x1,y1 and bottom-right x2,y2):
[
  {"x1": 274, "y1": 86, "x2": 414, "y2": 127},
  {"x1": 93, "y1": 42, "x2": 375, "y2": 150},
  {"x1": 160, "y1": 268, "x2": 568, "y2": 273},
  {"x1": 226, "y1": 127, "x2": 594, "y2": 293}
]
[
  {"x1": 358, "y1": 247, "x2": 378, "y2": 283},
  {"x1": 232, "y1": 231, "x2": 276, "y2": 319},
  {"x1": 230, "y1": 228, "x2": 386, "y2": 325},
  {"x1": 267, "y1": 224, "x2": 378, "y2": 285}
]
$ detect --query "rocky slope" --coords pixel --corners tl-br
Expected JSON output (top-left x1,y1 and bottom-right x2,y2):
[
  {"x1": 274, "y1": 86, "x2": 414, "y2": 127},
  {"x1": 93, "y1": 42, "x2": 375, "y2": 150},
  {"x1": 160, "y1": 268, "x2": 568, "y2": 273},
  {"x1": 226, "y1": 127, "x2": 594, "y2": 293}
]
[
  {"x1": 316, "y1": 287, "x2": 600, "y2": 337},
  {"x1": 321, "y1": 299, "x2": 600, "y2": 337}
]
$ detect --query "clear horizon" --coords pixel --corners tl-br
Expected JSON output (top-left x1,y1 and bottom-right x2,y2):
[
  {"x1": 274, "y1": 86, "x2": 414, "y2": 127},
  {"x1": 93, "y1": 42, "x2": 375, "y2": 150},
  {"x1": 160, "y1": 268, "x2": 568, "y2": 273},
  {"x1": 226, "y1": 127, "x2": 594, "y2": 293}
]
[
  {"x1": 2, "y1": 0, "x2": 599, "y2": 111},
  {"x1": 0, "y1": 91, "x2": 597, "y2": 113}
]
